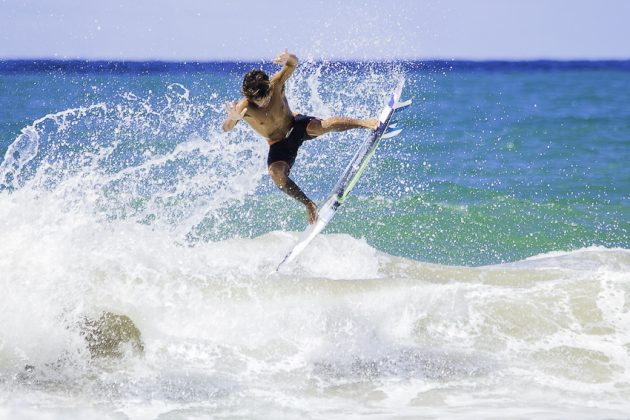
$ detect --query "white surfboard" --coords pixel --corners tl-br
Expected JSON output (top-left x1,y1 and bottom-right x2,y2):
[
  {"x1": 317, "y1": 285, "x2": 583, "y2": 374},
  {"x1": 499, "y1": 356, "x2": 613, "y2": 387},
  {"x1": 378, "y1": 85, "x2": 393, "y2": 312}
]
[{"x1": 275, "y1": 80, "x2": 412, "y2": 271}]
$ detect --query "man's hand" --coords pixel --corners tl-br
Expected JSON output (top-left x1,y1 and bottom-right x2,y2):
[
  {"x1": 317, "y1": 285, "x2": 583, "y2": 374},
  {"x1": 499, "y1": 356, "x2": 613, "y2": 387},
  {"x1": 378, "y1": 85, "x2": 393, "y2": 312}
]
[
  {"x1": 222, "y1": 100, "x2": 247, "y2": 132},
  {"x1": 273, "y1": 49, "x2": 296, "y2": 66},
  {"x1": 225, "y1": 101, "x2": 246, "y2": 121}
]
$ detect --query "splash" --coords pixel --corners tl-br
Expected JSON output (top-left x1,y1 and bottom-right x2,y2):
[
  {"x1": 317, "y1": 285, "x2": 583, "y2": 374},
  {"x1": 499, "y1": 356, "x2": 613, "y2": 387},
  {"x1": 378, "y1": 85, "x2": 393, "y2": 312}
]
[
  {"x1": 0, "y1": 62, "x2": 408, "y2": 248},
  {"x1": 0, "y1": 104, "x2": 108, "y2": 189},
  {"x1": 0, "y1": 83, "x2": 267, "y2": 238}
]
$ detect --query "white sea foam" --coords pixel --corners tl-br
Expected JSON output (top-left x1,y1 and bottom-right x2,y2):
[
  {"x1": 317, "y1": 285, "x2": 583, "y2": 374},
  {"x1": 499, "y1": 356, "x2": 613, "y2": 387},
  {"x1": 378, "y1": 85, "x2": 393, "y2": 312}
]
[{"x1": 2, "y1": 184, "x2": 629, "y2": 417}]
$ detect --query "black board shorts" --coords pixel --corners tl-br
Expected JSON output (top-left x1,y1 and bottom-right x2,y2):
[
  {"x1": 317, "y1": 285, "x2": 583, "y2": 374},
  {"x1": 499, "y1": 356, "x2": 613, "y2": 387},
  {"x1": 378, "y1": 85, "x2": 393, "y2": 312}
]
[{"x1": 267, "y1": 114, "x2": 316, "y2": 168}]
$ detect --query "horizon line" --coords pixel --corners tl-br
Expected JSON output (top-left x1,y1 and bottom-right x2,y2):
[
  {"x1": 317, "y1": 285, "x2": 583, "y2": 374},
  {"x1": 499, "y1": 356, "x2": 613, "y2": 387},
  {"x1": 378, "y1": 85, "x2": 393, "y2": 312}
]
[{"x1": 2, "y1": 57, "x2": 630, "y2": 64}]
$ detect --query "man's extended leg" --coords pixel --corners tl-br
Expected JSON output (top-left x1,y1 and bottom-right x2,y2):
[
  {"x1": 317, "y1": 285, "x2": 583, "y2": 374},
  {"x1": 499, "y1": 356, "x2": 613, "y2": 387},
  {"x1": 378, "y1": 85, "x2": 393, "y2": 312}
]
[
  {"x1": 268, "y1": 161, "x2": 318, "y2": 224},
  {"x1": 306, "y1": 117, "x2": 378, "y2": 137}
]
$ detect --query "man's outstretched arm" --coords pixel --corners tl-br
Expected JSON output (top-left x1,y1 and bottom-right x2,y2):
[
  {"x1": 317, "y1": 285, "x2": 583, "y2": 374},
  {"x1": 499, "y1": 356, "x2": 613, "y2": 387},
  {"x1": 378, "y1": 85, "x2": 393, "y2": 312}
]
[
  {"x1": 270, "y1": 49, "x2": 298, "y2": 86},
  {"x1": 222, "y1": 99, "x2": 248, "y2": 132}
]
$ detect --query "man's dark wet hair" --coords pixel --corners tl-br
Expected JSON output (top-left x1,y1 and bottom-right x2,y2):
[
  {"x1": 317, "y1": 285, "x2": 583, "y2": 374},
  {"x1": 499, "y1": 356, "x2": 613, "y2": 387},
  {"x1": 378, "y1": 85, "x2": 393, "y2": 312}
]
[{"x1": 242, "y1": 69, "x2": 270, "y2": 100}]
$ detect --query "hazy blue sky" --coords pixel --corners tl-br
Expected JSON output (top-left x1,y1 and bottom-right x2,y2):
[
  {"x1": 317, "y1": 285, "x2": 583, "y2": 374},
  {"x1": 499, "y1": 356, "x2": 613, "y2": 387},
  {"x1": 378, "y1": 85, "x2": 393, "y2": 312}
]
[{"x1": 1, "y1": 0, "x2": 629, "y2": 60}]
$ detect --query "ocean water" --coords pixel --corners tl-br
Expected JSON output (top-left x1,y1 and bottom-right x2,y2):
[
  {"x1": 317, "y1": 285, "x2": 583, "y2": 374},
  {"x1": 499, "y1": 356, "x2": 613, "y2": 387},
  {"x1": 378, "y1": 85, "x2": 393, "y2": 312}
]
[{"x1": 0, "y1": 60, "x2": 629, "y2": 419}]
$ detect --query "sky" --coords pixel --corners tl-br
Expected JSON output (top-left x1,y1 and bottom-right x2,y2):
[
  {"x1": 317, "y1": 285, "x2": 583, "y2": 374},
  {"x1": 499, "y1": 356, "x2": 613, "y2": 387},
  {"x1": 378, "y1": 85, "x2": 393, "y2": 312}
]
[{"x1": 1, "y1": 0, "x2": 629, "y2": 61}]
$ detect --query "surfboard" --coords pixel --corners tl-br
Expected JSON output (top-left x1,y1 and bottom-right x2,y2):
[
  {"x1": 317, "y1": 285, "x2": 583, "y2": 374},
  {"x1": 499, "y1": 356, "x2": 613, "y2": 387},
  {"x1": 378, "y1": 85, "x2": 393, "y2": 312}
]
[{"x1": 275, "y1": 80, "x2": 412, "y2": 272}]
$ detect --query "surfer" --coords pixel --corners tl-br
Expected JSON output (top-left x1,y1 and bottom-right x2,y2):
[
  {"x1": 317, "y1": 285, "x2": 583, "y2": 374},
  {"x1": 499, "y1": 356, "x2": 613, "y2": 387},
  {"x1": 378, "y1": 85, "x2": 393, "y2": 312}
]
[{"x1": 222, "y1": 49, "x2": 378, "y2": 224}]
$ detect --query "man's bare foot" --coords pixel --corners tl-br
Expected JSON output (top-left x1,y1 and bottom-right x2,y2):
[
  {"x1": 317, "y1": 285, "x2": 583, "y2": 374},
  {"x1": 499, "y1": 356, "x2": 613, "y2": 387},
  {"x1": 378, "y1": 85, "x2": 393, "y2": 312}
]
[
  {"x1": 366, "y1": 118, "x2": 379, "y2": 130},
  {"x1": 305, "y1": 201, "x2": 318, "y2": 224}
]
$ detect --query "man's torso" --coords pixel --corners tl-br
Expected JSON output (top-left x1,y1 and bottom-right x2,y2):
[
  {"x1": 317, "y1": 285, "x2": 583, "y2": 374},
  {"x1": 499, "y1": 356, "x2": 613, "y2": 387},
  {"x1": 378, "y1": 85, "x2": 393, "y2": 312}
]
[{"x1": 243, "y1": 83, "x2": 294, "y2": 144}]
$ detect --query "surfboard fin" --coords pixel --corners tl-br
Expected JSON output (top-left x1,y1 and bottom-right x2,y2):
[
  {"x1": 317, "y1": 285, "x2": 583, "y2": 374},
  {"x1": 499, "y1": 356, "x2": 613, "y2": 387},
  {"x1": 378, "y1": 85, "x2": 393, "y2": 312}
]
[
  {"x1": 382, "y1": 128, "x2": 403, "y2": 139},
  {"x1": 394, "y1": 99, "x2": 412, "y2": 110}
]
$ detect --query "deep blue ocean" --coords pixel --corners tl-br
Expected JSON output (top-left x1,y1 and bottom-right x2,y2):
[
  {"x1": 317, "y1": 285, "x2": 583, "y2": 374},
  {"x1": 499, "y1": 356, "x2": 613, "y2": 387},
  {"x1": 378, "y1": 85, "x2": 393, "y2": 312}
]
[{"x1": 1, "y1": 60, "x2": 629, "y2": 419}]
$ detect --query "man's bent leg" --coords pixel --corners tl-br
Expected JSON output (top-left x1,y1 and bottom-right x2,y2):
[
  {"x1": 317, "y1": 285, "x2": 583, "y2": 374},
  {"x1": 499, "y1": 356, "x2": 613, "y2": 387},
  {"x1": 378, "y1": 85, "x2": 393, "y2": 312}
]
[
  {"x1": 306, "y1": 117, "x2": 379, "y2": 137},
  {"x1": 268, "y1": 161, "x2": 318, "y2": 224}
]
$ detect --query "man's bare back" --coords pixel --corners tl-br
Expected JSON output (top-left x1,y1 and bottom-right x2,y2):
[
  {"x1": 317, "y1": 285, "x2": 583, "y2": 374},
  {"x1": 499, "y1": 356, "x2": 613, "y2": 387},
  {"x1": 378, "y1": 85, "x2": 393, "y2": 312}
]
[{"x1": 222, "y1": 49, "x2": 378, "y2": 224}]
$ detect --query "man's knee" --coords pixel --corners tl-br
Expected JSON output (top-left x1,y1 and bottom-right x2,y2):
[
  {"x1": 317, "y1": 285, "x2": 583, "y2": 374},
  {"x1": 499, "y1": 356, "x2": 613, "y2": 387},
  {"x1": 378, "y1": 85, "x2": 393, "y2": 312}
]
[
  {"x1": 306, "y1": 118, "x2": 324, "y2": 137},
  {"x1": 268, "y1": 162, "x2": 289, "y2": 186}
]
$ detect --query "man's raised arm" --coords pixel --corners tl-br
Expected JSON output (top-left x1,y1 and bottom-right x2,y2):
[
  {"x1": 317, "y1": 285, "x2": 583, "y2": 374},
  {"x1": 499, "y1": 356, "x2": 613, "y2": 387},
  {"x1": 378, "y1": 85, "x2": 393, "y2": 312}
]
[{"x1": 270, "y1": 49, "x2": 298, "y2": 85}]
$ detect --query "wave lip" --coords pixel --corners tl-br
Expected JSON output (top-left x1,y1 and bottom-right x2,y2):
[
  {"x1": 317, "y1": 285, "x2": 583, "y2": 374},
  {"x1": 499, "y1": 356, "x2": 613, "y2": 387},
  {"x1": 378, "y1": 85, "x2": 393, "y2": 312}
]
[{"x1": 501, "y1": 246, "x2": 630, "y2": 272}]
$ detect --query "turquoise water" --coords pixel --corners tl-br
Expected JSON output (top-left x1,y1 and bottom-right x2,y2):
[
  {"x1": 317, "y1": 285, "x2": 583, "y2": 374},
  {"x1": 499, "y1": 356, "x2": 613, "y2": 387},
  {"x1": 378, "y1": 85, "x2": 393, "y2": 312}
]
[
  {"x1": 1, "y1": 61, "x2": 629, "y2": 419},
  {"x1": 1, "y1": 61, "x2": 627, "y2": 265}
]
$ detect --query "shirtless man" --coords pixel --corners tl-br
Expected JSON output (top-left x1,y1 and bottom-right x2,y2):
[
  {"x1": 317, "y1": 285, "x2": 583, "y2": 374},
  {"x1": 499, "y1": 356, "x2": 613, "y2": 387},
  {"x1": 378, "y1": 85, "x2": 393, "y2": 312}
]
[{"x1": 222, "y1": 49, "x2": 378, "y2": 224}]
